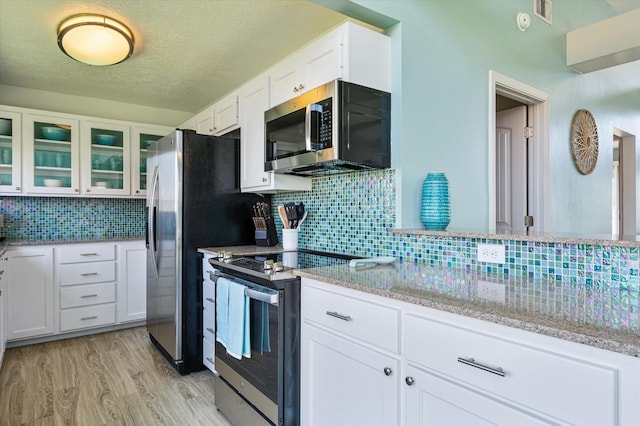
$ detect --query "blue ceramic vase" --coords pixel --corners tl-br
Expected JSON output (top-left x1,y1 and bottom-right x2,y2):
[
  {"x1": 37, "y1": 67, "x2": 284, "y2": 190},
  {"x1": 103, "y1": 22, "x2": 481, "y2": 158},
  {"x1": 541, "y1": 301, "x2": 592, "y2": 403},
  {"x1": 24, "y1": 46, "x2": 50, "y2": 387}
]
[{"x1": 421, "y1": 172, "x2": 451, "y2": 230}]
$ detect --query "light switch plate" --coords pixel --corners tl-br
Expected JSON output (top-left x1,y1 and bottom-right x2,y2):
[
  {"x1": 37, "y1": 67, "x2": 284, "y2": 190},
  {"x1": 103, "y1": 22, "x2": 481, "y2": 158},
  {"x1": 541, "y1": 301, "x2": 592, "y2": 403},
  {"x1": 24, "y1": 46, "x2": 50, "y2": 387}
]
[{"x1": 477, "y1": 243, "x2": 506, "y2": 263}]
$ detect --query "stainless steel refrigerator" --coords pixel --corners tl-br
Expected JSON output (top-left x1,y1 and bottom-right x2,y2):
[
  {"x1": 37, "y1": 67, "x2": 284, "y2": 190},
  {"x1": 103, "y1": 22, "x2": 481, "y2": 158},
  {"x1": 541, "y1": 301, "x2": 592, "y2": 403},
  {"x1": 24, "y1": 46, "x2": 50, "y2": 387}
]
[{"x1": 146, "y1": 129, "x2": 266, "y2": 374}]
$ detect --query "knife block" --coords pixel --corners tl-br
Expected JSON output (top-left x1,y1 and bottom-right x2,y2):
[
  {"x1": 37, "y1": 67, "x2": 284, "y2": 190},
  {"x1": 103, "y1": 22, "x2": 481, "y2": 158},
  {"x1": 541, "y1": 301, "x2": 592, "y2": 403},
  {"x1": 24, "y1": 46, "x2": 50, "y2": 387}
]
[{"x1": 255, "y1": 217, "x2": 279, "y2": 247}]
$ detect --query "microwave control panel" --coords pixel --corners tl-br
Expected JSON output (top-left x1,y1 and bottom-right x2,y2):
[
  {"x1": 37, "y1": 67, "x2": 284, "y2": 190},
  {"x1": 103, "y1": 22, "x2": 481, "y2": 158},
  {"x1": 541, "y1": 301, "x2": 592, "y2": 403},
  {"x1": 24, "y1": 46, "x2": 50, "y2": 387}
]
[{"x1": 316, "y1": 98, "x2": 332, "y2": 150}]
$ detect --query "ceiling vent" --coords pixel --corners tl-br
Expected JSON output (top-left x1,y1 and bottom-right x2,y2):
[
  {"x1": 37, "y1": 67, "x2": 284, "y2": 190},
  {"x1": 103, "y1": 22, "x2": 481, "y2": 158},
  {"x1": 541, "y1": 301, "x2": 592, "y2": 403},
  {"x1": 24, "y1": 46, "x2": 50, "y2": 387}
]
[{"x1": 534, "y1": 0, "x2": 552, "y2": 25}]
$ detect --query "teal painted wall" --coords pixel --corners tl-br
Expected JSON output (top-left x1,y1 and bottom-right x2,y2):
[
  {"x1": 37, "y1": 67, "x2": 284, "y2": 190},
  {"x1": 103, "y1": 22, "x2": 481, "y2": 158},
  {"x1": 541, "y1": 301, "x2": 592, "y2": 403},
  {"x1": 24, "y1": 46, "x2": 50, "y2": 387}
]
[{"x1": 326, "y1": 0, "x2": 639, "y2": 235}]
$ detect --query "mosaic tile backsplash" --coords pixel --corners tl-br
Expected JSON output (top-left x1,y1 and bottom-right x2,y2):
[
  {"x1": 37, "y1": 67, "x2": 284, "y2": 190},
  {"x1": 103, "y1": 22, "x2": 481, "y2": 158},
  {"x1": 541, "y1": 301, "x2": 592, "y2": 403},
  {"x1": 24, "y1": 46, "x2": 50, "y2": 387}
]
[
  {"x1": 273, "y1": 168, "x2": 639, "y2": 330},
  {"x1": 0, "y1": 197, "x2": 145, "y2": 242}
]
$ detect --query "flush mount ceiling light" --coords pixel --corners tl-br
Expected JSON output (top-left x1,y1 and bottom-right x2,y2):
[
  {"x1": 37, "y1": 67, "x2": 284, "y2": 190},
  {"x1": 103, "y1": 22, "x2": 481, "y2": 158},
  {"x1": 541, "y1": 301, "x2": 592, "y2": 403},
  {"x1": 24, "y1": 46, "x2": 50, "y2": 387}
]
[{"x1": 57, "y1": 14, "x2": 134, "y2": 66}]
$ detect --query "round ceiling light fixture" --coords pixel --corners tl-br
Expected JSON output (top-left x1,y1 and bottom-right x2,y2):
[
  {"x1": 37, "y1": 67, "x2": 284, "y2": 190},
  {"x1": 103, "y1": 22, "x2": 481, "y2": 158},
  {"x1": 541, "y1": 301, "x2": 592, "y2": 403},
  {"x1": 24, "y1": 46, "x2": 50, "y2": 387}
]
[{"x1": 57, "y1": 14, "x2": 134, "y2": 66}]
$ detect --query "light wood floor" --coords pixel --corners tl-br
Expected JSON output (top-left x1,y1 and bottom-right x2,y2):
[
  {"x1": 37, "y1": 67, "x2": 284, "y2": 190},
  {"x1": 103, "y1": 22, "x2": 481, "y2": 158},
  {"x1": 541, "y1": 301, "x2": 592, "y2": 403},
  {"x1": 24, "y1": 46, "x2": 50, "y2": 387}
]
[{"x1": 0, "y1": 327, "x2": 232, "y2": 426}]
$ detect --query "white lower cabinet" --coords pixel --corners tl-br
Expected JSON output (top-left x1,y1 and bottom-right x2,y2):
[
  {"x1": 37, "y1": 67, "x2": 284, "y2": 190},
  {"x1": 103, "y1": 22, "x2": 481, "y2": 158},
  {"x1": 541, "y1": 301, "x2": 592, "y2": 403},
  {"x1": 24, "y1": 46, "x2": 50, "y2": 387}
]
[
  {"x1": 6, "y1": 247, "x2": 54, "y2": 340},
  {"x1": 202, "y1": 254, "x2": 216, "y2": 372},
  {"x1": 301, "y1": 278, "x2": 401, "y2": 426},
  {"x1": 301, "y1": 277, "x2": 640, "y2": 426},
  {"x1": 5, "y1": 240, "x2": 146, "y2": 345},
  {"x1": 404, "y1": 364, "x2": 548, "y2": 425},
  {"x1": 302, "y1": 324, "x2": 400, "y2": 426},
  {"x1": 117, "y1": 240, "x2": 146, "y2": 323}
]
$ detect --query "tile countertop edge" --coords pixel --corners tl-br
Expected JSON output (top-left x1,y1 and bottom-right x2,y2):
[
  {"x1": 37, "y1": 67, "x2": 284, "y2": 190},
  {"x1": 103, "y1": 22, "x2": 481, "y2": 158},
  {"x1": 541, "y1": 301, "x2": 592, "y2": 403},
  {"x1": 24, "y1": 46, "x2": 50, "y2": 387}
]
[
  {"x1": 390, "y1": 228, "x2": 640, "y2": 248},
  {"x1": 294, "y1": 269, "x2": 640, "y2": 358}
]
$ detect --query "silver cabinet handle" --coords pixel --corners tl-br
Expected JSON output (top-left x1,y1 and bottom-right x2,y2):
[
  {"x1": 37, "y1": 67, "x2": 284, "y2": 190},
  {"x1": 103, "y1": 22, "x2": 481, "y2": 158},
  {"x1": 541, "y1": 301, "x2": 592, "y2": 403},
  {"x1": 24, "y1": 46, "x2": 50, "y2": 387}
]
[
  {"x1": 15, "y1": 186, "x2": 20, "y2": 190},
  {"x1": 80, "y1": 294, "x2": 98, "y2": 298},
  {"x1": 85, "y1": 189, "x2": 90, "y2": 192},
  {"x1": 205, "y1": 297, "x2": 214, "y2": 303},
  {"x1": 326, "y1": 311, "x2": 351, "y2": 321},
  {"x1": 206, "y1": 357, "x2": 214, "y2": 363},
  {"x1": 74, "y1": 188, "x2": 79, "y2": 192},
  {"x1": 80, "y1": 272, "x2": 98, "y2": 276},
  {"x1": 405, "y1": 376, "x2": 415, "y2": 386},
  {"x1": 383, "y1": 367, "x2": 392, "y2": 376},
  {"x1": 206, "y1": 327, "x2": 214, "y2": 334},
  {"x1": 80, "y1": 253, "x2": 98, "y2": 256},
  {"x1": 81, "y1": 316, "x2": 98, "y2": 321},
  {"x1": 457, "y1": 357, "x2": 506, "y2": 377}
]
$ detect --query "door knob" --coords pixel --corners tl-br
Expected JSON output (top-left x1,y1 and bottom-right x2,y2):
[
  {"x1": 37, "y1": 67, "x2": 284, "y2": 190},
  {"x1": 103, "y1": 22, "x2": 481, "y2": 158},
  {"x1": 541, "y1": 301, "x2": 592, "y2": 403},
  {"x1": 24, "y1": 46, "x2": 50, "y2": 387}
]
[
  {"x1": 383, "y1": 367, "x2": 392, "y2": 376},
  {"x1": 405, "y1": 376, "x2": 415, "y2": 386}
]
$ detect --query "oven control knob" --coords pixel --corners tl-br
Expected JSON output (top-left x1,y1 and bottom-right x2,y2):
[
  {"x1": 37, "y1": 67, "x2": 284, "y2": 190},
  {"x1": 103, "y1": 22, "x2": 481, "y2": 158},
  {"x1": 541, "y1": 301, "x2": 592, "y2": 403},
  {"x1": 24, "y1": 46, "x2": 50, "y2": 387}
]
[
  {"x1": 222, "y1": 251, "x2": 233, "y2": 260},
  {"x1": 273, "y1": 262, "x2": 284, "y2": 272},
  {"x1": 263, "y1": 260, "x2": 274, "y2": 270}
]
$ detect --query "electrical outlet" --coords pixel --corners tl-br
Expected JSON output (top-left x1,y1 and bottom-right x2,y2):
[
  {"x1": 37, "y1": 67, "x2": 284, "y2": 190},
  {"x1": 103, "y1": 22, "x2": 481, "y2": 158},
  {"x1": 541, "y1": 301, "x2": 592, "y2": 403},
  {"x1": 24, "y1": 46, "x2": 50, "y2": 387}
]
[
  {"x1": 477, "y1": 280, "x2": 506, "y2": 304},
  {"x1": 477, "y1": 243, "x2": 505, "y2": 263}
]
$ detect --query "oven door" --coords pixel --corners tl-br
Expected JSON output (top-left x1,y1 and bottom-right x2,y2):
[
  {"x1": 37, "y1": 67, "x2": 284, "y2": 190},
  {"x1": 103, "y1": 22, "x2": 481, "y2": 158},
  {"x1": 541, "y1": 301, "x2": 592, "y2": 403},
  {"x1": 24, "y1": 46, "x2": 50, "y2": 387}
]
[{"x1": 214, "y1": 273, "x2": 282, "y2": 425}]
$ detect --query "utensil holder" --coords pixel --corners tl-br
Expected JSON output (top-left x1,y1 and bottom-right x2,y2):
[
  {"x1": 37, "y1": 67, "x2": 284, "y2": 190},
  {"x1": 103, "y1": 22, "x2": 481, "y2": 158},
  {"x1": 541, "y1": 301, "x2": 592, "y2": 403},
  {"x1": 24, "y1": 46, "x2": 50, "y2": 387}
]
[
  {"x1": 255, "y1": 217, "x2": 279, "y2": 247},
  {"x1": 282, "y1": 228, "x2": 299, "y2": 250}
]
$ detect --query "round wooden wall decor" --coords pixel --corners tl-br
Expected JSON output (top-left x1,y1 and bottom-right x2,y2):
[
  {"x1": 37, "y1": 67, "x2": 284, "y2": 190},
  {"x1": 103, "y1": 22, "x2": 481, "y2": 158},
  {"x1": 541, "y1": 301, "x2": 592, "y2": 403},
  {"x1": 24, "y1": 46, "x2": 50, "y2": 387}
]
[{"x1": 570, "y1": 109, "x2": 599, "y2": 175}]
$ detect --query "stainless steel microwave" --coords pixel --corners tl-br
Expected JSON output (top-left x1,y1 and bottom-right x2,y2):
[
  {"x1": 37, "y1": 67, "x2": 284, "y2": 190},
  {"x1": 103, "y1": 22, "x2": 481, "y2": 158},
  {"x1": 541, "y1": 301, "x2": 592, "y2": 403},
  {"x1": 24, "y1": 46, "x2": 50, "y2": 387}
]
[{"x1": 265, "y1": 80, "x2": 390, "y2": 176}]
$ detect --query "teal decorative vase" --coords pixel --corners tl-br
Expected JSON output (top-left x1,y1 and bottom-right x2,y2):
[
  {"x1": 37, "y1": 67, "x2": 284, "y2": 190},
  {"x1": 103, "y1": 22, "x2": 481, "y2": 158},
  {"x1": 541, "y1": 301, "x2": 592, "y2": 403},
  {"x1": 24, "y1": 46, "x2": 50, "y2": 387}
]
[{"x1": 421, "y1": 173, "x2": 451, "y2": 230}]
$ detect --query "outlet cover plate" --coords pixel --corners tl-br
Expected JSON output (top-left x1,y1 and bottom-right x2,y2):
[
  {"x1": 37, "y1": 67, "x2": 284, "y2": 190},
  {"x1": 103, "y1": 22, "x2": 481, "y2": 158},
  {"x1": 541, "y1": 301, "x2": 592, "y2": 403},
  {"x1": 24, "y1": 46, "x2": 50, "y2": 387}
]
[
  {"x1": 477, "y1": 280, "x2": 506, "y2": 304},
  {"x1": 477, "y1": 243, "x2": 506, "y2": 263}
]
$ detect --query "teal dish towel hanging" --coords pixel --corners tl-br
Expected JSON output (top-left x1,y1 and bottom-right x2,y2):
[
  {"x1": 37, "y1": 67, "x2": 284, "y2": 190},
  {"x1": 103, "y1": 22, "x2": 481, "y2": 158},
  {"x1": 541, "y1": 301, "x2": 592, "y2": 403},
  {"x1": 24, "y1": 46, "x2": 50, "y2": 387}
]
[{"x1": 421, "y1": 172, "x2": 451, "y2": 230}]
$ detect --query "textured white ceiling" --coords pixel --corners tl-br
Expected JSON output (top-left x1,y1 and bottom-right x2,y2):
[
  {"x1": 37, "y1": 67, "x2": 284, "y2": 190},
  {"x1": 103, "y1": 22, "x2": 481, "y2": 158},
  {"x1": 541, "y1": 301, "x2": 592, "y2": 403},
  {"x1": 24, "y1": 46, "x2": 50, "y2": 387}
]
[{"x1": 0, "y1": 0, "x2": 347, "y2": 114}]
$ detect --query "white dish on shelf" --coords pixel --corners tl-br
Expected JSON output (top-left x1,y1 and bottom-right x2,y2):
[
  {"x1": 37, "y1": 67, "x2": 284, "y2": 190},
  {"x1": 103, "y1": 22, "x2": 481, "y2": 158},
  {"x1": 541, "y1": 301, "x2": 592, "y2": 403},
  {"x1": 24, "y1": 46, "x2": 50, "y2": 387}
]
[
  {"x1": 43, "y1": 179, "x2": 62, "y2": 187},
  {"x1": 94, "y1": 181, "x2": 109, "y2": 188}
]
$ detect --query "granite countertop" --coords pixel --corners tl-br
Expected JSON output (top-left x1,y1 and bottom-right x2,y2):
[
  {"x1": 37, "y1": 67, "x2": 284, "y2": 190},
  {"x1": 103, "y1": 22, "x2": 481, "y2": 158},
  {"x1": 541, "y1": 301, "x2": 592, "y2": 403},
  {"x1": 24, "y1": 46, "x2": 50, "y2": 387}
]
[
  {"x1": 7, "y1": 237, "x2": 144, "y2": 246},
  {"x1": 198, "y1": 245, "x2": 639, "y2": 357},
  {"x1": 294, "y1": 262, "x2": 640, "y2": 358}
]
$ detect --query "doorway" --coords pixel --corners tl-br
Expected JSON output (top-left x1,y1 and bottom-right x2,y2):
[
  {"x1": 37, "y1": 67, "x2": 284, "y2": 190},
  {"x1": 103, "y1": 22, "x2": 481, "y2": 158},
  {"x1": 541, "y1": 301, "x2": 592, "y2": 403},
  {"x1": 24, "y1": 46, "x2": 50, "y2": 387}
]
[
  {"x1": 496, "y1": 101, "x2": 528, "y2": 234},
  {"x1": 612, "y1": 129, "x2": 637, "y2": 236},
  {"x1": 489, "y1": 71, "x2": 550, "y2": 234}
]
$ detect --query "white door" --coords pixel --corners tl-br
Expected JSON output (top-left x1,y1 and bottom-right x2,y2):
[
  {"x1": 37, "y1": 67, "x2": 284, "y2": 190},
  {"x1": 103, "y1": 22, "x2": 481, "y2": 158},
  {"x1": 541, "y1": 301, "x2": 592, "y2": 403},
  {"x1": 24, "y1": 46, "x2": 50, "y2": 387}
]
[{"x1": 496, "y1": 106, "x2": 527, "y2": 233}]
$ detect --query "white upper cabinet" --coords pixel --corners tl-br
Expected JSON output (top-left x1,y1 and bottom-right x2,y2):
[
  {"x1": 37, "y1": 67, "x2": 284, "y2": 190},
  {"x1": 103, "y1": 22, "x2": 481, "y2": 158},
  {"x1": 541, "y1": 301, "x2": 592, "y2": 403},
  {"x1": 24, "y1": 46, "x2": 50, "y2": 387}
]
[
  {"x1": 268, "y1": 22, "x2": 390, "y2": 107},
  {"x1": 195, "y1": 92, "x2": 239, "y2": 137},
  {"x1": 238, "y1": 75, "x2": 311, "y2": 193},
  {"x1": 212, "y1": 92, "x2": 239, "y2": 136},
  {"x1": 23, "y1": 113, "x2": 81, "y2": 195},
  {"x1": 195, "y1": 106, "x2": 215, "y2": 135},
  {"x1": 131, "y1": 125, "x2": 172, "y2": 198},
  {"x1": 0, "y1": 108, "x2": 22, "y2": 194},
  {"x1": 81, "y1": 120, "x2": 131, "y2": 196}
]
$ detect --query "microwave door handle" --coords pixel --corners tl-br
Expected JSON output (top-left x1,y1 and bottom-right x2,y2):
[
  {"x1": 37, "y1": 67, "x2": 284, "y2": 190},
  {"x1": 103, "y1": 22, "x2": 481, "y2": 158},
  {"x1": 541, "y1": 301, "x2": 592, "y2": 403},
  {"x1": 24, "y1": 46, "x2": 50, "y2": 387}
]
[{"x1": 305, "y1": 103, "x2": 322, "y2": 151}]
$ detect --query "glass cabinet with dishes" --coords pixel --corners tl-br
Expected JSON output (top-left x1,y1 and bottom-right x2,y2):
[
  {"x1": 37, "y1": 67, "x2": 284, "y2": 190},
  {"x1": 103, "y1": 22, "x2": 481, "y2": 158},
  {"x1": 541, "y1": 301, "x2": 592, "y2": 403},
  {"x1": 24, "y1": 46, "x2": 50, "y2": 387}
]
[
  {"x1": 0, "y1": 109, "x2": 22, "y2": 194},
  {"x1": 131, "y1": 126, "x2": 171, "y2": 197},
  {"x1": 22, "y1": 114, "x2": 80, "y2": 195},
  {"x1": 81, "y1": 120, "x2": 130, "y2": 196}
]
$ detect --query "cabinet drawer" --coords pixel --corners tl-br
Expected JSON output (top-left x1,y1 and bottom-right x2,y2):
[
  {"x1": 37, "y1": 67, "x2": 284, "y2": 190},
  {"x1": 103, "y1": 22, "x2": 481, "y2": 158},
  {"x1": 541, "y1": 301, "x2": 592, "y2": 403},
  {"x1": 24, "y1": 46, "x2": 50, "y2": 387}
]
[
  {"x1": 405, "y1": 314, "x2": 617, "y2": 425},
  {"x1": 203, "y1": 279, "x2": 215, "y2": 312},
  {"x1": 203, "y1": 309, "x2": 215, "y2": 340},
  {"x1": 58, "y1": 244, "x2": 116, "y2": 264},
  {"x1": 60, "y1": 282, "x2": 115, "y2": 308},
  {"x1": 60, "y1": 303, "x2": 115, "y2": 332},
  {"x1": 59, "y1": 261, "x2": 116, "y2": 286},
  {"x1": 203, "y1": 337, "x2": 215, "y2": 373},
  {"x1": 302, "y1": 282, "x2": 400, "y2": 353}
]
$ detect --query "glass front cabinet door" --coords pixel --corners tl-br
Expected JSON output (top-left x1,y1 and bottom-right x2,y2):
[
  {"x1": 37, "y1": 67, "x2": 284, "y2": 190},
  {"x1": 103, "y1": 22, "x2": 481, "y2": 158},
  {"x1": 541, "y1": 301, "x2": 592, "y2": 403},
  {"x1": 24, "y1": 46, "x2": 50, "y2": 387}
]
[
  {"x1": 132, "y1": 126, "x2": 170, "y2": 197},
  {"x1": 0, "y1": 109, "x2": 22, "y2": 194},
  {"x1": 23, "y1": 114, "x2": 80, "y2": 195},
  {"x1": 81, "y1": 120, "x2": 131, "y2": 196}
]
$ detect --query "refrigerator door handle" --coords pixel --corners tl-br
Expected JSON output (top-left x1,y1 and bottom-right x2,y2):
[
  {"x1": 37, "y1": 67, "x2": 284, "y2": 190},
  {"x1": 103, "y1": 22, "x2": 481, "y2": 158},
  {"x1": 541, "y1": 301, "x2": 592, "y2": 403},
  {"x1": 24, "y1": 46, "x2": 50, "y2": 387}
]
[{"x1": 148, "y1": 165, "x2": 160, "y2": 280}]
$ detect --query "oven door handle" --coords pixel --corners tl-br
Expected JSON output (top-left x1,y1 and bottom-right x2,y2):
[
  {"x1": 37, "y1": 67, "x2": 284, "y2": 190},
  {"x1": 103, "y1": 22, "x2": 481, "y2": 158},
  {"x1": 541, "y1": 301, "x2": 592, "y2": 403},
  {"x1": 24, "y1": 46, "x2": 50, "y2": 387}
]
[
  {"x1": 211, "y1": 269, "x2": 279, "y2": 306},
  {"x1": 245, "y1": 288, "x2": 279, "y2": 305}
]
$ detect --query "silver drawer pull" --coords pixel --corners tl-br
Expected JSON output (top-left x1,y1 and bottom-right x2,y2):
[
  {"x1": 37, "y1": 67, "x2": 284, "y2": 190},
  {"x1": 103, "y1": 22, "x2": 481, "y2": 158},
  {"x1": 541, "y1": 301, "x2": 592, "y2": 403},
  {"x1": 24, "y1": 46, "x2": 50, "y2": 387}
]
[
  {"x1": 457, "y1": 357, "x2": 506, "y2": 377},
  {"x1": 205, "y1": 297, "x2": 214, "y2": 303},
  {"x1": 206, "y1": 357, "x2": 214, "y2": 363},
  {"x1": 206, "y1": 327, "x2": 214, "y2": 334},
  {"x1": 80, "y1": 272, "x2": 99, "y2": 276},
  {"x1": 81, "y1": 294, "x2": 98, "y2": 298},
  {"x1": 80, "y1": 253, "x2": 99, "y2": 256},
  {"x1": 326, "y1": 311, "x2": 352, "y2": 321},
  {"x1": 81, "y1": 316, "x2": 98, "y2": 321}
]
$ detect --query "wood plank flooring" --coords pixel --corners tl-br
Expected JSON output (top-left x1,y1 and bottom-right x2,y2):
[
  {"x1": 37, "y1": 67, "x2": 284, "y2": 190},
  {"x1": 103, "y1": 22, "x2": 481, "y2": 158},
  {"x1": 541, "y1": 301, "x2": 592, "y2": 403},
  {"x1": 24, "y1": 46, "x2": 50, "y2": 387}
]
[{"x1": 0, "y1": 327, "x2": 231, "y2": 426}]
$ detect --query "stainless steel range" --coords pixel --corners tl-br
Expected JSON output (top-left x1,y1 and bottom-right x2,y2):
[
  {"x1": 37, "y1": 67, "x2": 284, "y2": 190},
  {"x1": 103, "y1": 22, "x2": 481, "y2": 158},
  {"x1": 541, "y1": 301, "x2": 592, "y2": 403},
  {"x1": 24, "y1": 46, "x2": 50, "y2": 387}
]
[{"x1": 208, "y1": 249, "x2": 358, "y2": 426}]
